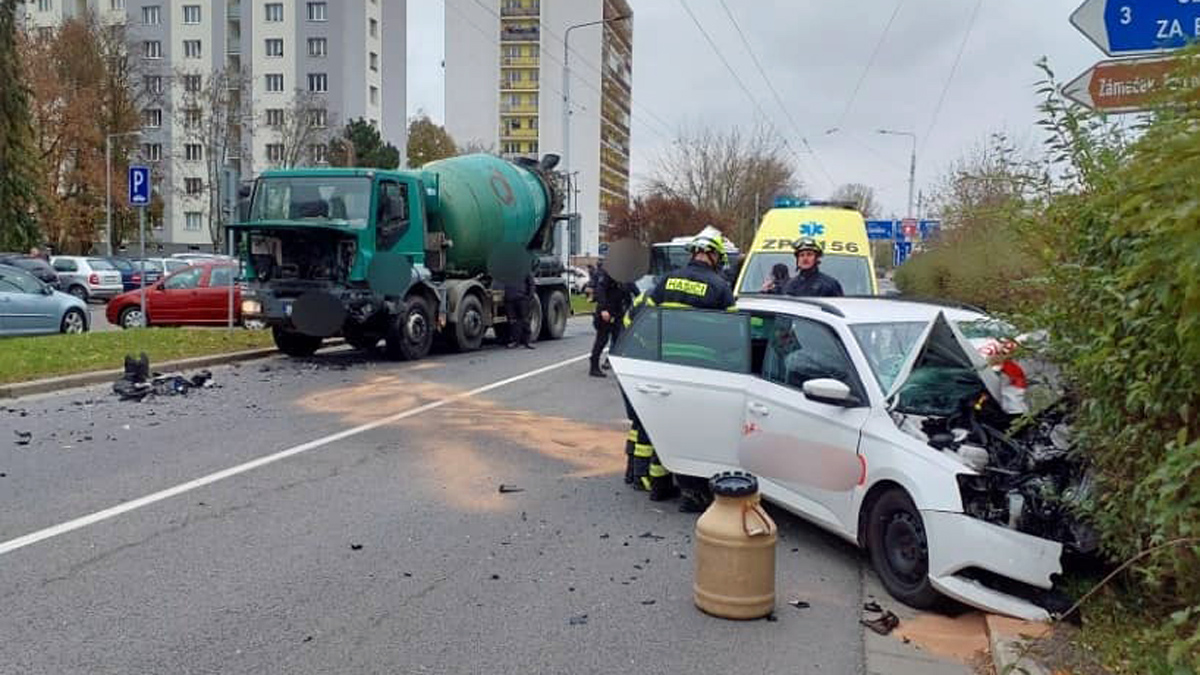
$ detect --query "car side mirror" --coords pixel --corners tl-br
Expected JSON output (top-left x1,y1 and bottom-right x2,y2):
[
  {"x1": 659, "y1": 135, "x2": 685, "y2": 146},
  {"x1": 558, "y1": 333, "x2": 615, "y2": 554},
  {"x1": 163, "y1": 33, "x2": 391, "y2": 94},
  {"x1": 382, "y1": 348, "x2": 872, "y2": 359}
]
[
  {"x1": 802, "y1": 378, "x2": 859, "y2": 406},
  {"x1": 42, "y1": 285, "x2": 54, "y2": 295}
]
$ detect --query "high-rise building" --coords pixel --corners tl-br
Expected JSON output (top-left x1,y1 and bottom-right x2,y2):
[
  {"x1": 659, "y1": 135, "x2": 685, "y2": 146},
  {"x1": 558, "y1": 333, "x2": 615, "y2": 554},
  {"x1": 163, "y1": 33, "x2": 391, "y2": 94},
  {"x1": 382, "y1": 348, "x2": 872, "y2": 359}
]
[
  {"x1": 445, "y1": 0, "x2": 632, "y2": 260},
  {"x1": 19, "y1": 0, "x2": 406, "y2": 252}
]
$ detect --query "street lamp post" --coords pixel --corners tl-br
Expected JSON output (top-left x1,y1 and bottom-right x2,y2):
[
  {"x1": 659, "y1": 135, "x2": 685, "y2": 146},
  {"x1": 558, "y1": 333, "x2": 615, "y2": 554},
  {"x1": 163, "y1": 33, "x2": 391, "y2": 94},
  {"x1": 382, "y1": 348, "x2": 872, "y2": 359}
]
[
  {"x1": 562, "y1": 13, "x2": 629, "y2": 267},
  {"x1": 877, "y1": 129, "x2": 917, "y2": 220},
  {"x1": 106, "y1": 131, "x2": 143, "y2": 256}
]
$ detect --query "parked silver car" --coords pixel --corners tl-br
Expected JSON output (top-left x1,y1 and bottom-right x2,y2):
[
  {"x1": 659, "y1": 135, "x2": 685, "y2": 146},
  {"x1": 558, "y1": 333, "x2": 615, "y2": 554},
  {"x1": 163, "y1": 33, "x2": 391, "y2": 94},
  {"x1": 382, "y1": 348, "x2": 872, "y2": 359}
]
[
  {"x1": 50, "y1": 256, "x2": 125, "y2": 301},
  {"x1": 0, "y1": 264, "x2": 89, "y2": 336}
]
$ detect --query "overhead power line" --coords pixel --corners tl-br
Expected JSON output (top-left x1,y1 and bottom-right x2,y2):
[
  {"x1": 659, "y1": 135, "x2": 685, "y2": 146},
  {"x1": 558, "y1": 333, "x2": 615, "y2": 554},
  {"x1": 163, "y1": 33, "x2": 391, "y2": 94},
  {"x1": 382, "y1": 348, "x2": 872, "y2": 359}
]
[
  {"x1": 716, "y1": 0, "x2": 835, "y2": 190},
  {"x1": 920, "y1": 0, "x2": 984, "y2": 158},
  {"x1": 676, "y1": 0, "x2": 818, "y2": 189},
  {"x1": 834, "y1": 0, "x2": 907, "y2": 131}
]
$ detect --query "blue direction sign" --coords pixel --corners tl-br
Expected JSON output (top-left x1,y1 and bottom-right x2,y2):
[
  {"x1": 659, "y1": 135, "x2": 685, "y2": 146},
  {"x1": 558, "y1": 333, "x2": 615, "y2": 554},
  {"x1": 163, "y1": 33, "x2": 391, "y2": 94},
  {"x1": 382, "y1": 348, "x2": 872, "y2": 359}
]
[
  {"x1": 865, "y1": 220, "x2": 895, "y2": 240},
  {"x1": 1071, "y1": 0, "x2": 1200, "y2": 56},
  {"x1": 128, "y1": 165, "x2": 151, "y2": 206},
  {"x1": 894, "y1": 242, "x2": 914, "y2": 267},
  {"x1": 919, "y1": 219, "x2": 941, "y2": 239}
]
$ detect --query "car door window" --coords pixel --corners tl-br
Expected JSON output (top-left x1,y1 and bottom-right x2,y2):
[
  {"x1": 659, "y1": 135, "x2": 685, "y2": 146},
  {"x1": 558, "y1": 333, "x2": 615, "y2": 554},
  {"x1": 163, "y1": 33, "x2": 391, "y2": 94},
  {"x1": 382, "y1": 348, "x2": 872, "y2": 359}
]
[
  {"x1": 763, "y1": 316, "x2": 861, "y2": 392},
  {"x1": 1, "y1": 268, "x2": 44, "y2": 294},
  {"x1": 53, "y1": 259, "x2": 78, "y2": 272},
  {"x1": 0, "y1": 278, "x2": 23, "y2": 293},
  {"x1": 375, "y1": 180, "x2": 410, "y2": 251},
  {"x1": 163, "y1": 267, "x2": 203, "y2": 290},
  {"x1": 207, "y1": 267, "x2": 233, "y2": 288},
  {"x1": 660, "y1": 309, "x2": 750, "y2": 373},
  {"x1": 613, "y1": 308, "x2": 660, "y2": 361}
]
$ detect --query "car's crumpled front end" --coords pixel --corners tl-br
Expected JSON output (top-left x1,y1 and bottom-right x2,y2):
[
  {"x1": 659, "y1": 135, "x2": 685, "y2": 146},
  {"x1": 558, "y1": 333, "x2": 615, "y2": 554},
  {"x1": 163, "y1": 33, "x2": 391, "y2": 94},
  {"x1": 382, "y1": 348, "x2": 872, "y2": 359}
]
[{"x1": 886, "y1": 312, "x2": 1096, "y2": 620}]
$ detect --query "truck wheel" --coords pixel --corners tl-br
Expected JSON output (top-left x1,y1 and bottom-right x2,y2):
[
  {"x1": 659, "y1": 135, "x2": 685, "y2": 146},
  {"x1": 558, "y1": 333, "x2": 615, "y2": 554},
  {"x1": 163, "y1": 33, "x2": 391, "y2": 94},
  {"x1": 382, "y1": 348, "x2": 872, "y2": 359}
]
[
  {"x1": 451, "y1": 294, "x2": 486, "y2": 352},
  {"x1": 385, "y1": 296, "x2": 434, "y2": 360},
  {"x1": 540, "y1": 289, "x2": 568, "y2": 340},
  {"x1": 272, "y1": 327, "x2": 323, "y2": 357},
  {"x1": 527, "y1": 294, "x2": 543, "y2": 342}
]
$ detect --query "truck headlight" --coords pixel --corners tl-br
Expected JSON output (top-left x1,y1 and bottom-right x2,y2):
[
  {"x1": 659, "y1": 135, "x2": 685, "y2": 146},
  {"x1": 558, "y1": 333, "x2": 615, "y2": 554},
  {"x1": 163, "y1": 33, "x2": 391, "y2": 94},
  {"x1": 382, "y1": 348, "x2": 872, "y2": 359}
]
[{"x1": 241, "y1": 299, "x2": 262, "y2": 315}]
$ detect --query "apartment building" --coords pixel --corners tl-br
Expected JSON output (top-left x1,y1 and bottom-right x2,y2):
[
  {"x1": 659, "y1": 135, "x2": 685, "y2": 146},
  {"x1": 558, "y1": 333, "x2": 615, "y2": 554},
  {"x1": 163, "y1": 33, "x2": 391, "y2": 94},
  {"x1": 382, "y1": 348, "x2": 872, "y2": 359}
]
[
  {"x1": 445, "y1": 0, "x2": 632, "y2": 259},
  {"x1": 20, "y1": 0, "x2": 406, "y2": 252}
]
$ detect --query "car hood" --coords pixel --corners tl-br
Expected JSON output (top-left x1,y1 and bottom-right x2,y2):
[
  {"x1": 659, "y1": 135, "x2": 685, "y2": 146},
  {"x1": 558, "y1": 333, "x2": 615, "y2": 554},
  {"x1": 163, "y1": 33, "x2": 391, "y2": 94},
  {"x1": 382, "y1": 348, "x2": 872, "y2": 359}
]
[{"x1": 885, "y1": 310, "x2": 1003, "y2": 413}]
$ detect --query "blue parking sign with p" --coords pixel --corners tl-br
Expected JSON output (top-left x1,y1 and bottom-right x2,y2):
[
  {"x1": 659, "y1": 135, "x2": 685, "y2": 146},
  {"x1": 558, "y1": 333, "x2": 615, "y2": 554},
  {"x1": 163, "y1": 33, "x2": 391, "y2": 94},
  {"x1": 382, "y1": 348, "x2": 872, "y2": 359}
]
[{"x1": 129, "y1": 165, "x2": 150, "y2": 206}]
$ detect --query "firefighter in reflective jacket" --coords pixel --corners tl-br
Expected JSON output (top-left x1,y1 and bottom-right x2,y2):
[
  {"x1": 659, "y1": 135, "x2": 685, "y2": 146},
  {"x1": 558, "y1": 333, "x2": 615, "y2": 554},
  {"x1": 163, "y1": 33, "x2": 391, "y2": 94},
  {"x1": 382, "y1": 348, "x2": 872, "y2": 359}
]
[{"x1": 622, "y1": 226, "x2": 736, "y2": 512}]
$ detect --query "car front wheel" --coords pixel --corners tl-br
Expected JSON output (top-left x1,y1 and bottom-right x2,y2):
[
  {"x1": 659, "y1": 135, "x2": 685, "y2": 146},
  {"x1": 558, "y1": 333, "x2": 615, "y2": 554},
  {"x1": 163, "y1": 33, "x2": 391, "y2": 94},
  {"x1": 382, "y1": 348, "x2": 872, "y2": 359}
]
[
  {"x1": 60, "y1": 308, "x2": 87, "y2": 334},
  {"x1": 866, "y1": 488, "x2": 941, "y2": 609},
  {"x1": 118, "y1": 306, "x2": 146, "y2": 329}
]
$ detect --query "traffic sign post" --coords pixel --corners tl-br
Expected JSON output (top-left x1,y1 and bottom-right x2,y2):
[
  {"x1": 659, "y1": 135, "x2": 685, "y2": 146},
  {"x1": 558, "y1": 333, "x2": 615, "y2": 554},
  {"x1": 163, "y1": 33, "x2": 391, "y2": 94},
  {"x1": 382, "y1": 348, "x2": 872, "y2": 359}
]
[
  {"x1": 129, "y1": 165, "x2": 150, "y2": 326},
  {"x1": 865, "y1": 220, "x2": 895, "y2": 240},
  {"x1": 1064, "y1": 56, "x2": 1197, "y2": 112},
  {"x1": 894, "y1": 242, "x2": 913, "y2": 268},
  {"x1": 1071, "y1": 0, "x2": 1200, "y2": 57}
]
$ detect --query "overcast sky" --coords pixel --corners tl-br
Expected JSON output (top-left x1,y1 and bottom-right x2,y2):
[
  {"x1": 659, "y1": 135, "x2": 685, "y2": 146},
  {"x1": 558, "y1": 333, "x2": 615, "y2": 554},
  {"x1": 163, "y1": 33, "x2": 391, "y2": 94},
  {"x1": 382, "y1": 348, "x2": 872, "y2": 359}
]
[{"x1": 408, "y1": 0, "x2": 1104, "y2": 217}]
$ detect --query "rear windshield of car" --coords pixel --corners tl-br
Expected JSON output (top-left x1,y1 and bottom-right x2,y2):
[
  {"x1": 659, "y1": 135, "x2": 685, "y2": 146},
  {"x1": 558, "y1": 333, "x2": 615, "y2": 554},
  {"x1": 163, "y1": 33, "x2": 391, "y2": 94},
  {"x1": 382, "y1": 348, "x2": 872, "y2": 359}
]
[
  {"x1": 850, "y1": 321, "x2": 927, "y2": 392},
  {"x1": 740, "y1": 252, "x2": 873, "y2": 296},
  {"x1": 87, "y1": 258, "x2": 116, "y2": 270}
]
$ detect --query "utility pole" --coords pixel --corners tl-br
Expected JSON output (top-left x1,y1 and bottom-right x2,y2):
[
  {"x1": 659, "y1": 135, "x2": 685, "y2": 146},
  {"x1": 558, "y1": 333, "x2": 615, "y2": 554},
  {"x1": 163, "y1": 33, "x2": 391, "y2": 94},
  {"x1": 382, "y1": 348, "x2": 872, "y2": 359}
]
[{"x1": 877, "y1": 129, "x2": 917, "y2": 219}]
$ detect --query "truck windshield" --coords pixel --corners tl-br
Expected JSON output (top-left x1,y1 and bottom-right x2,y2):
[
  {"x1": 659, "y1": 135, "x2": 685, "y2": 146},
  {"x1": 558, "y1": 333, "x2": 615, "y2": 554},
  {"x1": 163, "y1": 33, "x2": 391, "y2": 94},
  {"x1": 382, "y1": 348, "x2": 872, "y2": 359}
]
[{"x1": 250, "y1": 177, "x2": 372, "y2": 229}]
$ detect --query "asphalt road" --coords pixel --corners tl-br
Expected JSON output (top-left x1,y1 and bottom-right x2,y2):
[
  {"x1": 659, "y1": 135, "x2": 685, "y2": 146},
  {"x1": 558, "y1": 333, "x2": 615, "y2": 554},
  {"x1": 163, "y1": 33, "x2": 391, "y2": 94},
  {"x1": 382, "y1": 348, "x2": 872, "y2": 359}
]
[{"x1": 0, "y1": 319, "x2": 965, "y2": 674}]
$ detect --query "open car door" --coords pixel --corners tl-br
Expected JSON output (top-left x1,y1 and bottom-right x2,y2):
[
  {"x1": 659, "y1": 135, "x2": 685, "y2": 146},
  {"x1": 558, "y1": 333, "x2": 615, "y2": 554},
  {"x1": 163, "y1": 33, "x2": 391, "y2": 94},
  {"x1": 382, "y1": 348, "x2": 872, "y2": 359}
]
[{"x1": 608, "y1": 307, "x2": 752, "y2": 480}]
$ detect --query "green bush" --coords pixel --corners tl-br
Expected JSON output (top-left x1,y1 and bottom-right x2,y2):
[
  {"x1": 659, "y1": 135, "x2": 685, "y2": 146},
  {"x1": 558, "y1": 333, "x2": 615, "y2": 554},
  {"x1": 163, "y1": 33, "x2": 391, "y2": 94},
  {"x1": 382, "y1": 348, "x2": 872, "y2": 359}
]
[{"x1": 1024, "y1": 56, "x2": 1200, "y2": 669}]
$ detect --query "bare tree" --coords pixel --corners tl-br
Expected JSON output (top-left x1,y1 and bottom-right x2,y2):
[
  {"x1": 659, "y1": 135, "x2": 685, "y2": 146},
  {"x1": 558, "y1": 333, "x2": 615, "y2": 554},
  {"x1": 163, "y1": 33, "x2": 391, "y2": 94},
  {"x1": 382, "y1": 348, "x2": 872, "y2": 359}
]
[
  {"x1": 173, "y1": 64, "x2": 250, "y2": 250},
  {"x1": 830, "y1": 183, "x2": 880, "y2": 218},
  {"x1": 648, "y1": 124, "x2": 801, "y2": 247},
  {"x1": 273, "y1": 88, "x2": 334, "y2": 169}
]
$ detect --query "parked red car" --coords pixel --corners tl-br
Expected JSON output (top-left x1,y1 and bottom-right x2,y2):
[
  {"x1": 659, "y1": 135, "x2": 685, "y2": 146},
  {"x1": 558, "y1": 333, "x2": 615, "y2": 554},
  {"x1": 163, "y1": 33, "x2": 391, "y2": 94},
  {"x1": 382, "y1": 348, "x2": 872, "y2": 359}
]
[{"x1": 107, "y1": 262, "x2": 242, "y2": 329}]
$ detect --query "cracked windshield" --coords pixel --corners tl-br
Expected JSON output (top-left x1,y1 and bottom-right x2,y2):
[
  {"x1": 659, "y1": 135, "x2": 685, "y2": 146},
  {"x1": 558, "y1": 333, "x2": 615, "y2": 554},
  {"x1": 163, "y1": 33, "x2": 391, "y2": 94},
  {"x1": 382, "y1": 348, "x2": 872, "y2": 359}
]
[{"x1": 1, "y1": 1, "x2": 1196, "y2": 673}]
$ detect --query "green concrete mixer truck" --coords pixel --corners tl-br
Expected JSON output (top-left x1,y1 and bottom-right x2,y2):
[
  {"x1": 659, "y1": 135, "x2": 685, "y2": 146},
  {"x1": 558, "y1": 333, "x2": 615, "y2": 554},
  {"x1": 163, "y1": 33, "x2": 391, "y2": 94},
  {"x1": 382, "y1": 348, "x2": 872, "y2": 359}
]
[{"x1": 229, "y1": 154, "x2": 572, "y2": 359}]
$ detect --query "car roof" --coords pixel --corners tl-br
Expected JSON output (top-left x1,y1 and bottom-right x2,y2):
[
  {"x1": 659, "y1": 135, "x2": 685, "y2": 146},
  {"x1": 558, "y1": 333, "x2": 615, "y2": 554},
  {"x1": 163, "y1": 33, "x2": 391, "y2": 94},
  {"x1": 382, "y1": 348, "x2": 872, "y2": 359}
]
[{"x1": 736, "y1": 295, "x2": 988, "y2": 324}]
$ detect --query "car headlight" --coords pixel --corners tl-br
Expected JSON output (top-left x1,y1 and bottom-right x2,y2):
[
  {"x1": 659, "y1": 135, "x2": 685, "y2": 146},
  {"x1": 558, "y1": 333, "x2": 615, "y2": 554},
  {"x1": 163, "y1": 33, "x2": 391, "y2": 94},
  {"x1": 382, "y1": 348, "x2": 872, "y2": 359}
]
[{"x1": 241, "y1": 299, "x2": 262, "y2": 315}]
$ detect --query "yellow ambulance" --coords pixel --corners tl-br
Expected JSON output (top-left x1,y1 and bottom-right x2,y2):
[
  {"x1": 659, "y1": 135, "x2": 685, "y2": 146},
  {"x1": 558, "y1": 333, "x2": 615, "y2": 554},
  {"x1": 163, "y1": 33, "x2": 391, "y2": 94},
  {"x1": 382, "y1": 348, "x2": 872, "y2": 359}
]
[{"x1": 734, "y1": 198, "x2": 878, "y2": 296}]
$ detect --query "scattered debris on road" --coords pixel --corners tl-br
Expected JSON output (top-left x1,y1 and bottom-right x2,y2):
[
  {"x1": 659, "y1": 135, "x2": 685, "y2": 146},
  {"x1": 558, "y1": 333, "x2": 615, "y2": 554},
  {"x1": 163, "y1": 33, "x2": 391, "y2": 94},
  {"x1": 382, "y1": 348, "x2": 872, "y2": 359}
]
[
  {"x1": 498, "y1": 484, "x2": 524, "y2": 494},
  {"x1": 350, "y1": 544, "x2": 363, "y2": 551},
  {"x1": 569, "y1": 614, "x2": 589, "y2": 626},
  {"x1": 640, "y1": 600, "x2": 656, "y2": 606},
  {"x1": 14, "y1": 430, "x2": 31, "y2": 446},
  {"x1": 864, "y1": 601, "x2": 883, "y2": 613},
  {"x1": 638, "y1": 531, "x2": 665, "y2": 541},
  {"x1": 861, "y1": 610, "x2": 900, "y2": 636},
  {"x1": 788, "y1": 600, "x2": 811, "y2": 610},
  {"x1": 112, "y1": 353, "x2": 215, "y2": 401}
]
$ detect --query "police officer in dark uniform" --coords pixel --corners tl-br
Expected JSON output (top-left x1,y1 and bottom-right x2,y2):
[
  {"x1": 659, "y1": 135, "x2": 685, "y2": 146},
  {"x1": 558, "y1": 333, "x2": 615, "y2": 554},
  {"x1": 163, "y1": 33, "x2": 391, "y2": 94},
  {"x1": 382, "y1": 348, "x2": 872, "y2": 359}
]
[
  {"x1": 625, "y1": 226, "x2": 736, "y2": 512},
  {"x1": 589, "y1": 260, "x2": 634, "y2": 377},
  {"x1": 782, "y1": 236, "x2": 844, "y2": 297}
]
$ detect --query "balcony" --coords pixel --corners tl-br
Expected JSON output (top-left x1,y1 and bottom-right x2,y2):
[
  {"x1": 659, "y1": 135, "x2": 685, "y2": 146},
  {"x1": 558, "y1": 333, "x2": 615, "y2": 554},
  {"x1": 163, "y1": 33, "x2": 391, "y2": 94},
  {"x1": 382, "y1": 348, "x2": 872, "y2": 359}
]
[
  {"x1": 501, "y1": 56, "x2": 539, "y2": 67},
  {"x1": 226, "y1": 3, "x2": 240, "y2": 19},
  {"x1": 499, "y1": 79, "x2": 539, "y2": 91},
  {"x1": 500, "y1": 101, "x2": 538, "y2": 114},
  {"x1": 500, "y1": 127, "x2": 538, "y2": 140},
  {"x1": 500, "y1": 27, "x2": 539, "y2": 42},
  {"x1": 500, "y1": 5, "x2": 540, "y2": 17},
  {"x1": 226, "y1": 35, "x2": 241, "y2": 54}
]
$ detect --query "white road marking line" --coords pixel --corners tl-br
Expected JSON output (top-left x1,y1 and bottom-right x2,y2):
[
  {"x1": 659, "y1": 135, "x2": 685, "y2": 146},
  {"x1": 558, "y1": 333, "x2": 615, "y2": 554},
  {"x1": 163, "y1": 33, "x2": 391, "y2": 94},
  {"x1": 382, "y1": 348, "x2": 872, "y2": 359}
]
[{"x1": 0, "y1": 352, "x2": 592, "y2": 557}]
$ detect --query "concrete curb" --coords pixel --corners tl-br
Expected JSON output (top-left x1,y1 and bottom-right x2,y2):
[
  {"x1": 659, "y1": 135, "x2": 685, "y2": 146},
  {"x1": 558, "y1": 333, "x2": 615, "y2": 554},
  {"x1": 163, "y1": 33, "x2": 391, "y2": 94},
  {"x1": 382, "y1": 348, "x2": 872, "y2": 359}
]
[
  {"x1": 0, "y1": 347, "x2": 280, "y2": 400},
  {"x1": 985, "y1": 615, "x2": 1052, "y2": 675}
]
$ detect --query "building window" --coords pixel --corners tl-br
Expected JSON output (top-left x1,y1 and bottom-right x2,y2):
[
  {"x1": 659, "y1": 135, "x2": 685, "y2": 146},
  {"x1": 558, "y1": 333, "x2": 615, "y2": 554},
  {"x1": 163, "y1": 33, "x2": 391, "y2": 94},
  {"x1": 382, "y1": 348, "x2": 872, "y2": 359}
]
[
  {"x1": 308, "y1": 37, "x2": 326, "y2": 57},
  {"x1": 308, "y1": 108, "x2": 327, "y2": 128},
  {"x1": 184, "y1": 74, "x2": 203, "y2": 92},
  {"x1": 265, "y1": 73, "x2": 284, "y2": 92},
  {"x1": 369, "y1": 86, "x2": 378, "y2": 106},
  {"x1": 110, "y1": 0, "x2": 124, "y2": 9},
  {"x1": 142, "y1": 143, "x2": 162, "y2": 162},
  {"x1": 185, "y1": 178, "x2": 203, "y2": 195},
  {"x1": 183, "y1": 40, "x2": 202, "y2": 59},
  {"x1": 265, "y1": 38, "x2": 283, "y2": 57},
  {"x1": 369, "y1": 51, "x2": 378, "y2": 71},
  {"x1": 142, "y1": 108, "x2": 162, "y2": 128},
  {"x1": 265, "y1": 3, "x2": 283, "y2": 22},
  {"x1": 310, "y1": 144, "x2": 328, "y2": 164},
  {"x1": 307, "y1": 73, "x2": 327, "y2": 93},
  {"x1": 185, "y1": 108, "x2": 202, "y2": 128},
  {"x1": 182, "y1": 5, "x2": 200, "y2": 24},
  {"x1": 37, "y1": 0, "x2": 52, "y2": 11},
  {"x1": 185, "y1": 144, "x2": 203, "y2": 161},
  {"x1": 144, "y1": 75, "x2": 163, "y2": 94},
  {"x1": 307, "y1": 2, "x2": 327, "y2": 21},
  {"x1": 141, "y1": 5, "x2": 159, "y2": 25},
  {"x1": 266, "y1": 108, "x2": 285, "y2": 127},
  {"x1": 369, "y1": 18, "x2": 378, "y2": 38},
  {"x1": 143, "y1": 40, "x2": 162, "y2": 59},
  {"x1": 184, "y1": 212, "x2": 203, "y2": 231},
  {"x1": 266, "y1": 143, "x2": 285, "y2": 163}
]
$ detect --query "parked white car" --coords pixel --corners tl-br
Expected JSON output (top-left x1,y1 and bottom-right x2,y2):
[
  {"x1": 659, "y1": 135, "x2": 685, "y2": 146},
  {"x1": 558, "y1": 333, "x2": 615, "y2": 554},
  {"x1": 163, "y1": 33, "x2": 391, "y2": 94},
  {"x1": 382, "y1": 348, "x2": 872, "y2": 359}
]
[
  {"x1": 49, "y1": 256, "x2": 124, "y2": 301},
  {"x1": 610, "y1": 295, "x2": 1089, "y2": 620},
  {"x1": 566, "y1": 266, "x2": 590, "y2": 295}
]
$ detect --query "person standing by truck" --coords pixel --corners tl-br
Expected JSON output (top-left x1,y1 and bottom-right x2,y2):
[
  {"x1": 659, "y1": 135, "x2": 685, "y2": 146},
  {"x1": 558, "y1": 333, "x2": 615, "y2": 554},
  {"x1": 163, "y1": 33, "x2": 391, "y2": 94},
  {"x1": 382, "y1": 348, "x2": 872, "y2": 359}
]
[
  {"x1": 502, "y1": 268, "x2": 537, "y2": 350},
  {"x1": 588, "y1": 260, "x2": 634, "y2": 377}
]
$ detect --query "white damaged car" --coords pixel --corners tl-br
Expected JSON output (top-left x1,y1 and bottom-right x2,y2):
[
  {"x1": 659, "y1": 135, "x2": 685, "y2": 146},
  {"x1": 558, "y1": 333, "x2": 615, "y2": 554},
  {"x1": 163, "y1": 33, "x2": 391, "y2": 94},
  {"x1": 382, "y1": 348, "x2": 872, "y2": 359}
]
[{"x1": 610, "y1": 295, "x2": 1092, "y2": 620}]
